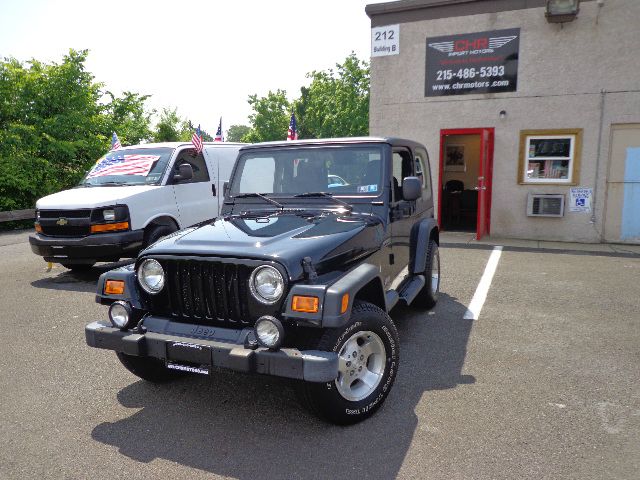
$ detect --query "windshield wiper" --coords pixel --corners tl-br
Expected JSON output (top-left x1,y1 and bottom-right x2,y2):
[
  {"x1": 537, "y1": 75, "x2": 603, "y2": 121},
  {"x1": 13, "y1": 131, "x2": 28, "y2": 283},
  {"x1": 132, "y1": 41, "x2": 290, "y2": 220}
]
[
  {"x1": 96, "y1": 181, "x2": 127, "y2": 186},
  {"x1": 293, "y1": 192, "x2": 352, "y2": 211},
  {"x1": 233, "y1": 193, "x2": 284, "y2": 209}
]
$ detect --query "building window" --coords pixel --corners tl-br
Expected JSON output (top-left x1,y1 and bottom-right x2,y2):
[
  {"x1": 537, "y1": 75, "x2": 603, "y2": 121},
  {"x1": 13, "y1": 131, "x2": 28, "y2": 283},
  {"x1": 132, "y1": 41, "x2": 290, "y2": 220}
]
[{"x1": 518, "y1": 129, "x2": 582, "y2": 184}]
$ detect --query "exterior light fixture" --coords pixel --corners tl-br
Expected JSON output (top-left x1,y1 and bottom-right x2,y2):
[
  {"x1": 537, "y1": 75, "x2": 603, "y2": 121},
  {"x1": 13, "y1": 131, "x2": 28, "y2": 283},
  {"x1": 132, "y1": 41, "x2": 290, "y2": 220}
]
[
  {"x1": 499, "y1": 110, "x2": 507, "y2": 119},
  {"x1": 545, "y1": 0, "x2": 580, "y2": 23}
]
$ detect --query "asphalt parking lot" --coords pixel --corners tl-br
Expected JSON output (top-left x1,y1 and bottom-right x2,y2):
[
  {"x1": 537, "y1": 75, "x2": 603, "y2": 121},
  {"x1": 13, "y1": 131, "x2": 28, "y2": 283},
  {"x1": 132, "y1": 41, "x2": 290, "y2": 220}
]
[{"x1": 1, "y1": 229, "x2": 639, "y2": 479}]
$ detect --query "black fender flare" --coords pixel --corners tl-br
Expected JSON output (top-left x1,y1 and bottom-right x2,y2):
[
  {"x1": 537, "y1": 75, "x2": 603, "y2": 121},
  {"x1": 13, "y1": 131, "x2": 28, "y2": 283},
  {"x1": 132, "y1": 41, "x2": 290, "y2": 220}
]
[
  {"x1": 409, "y1": 218, "x2": 439, "y2": 275},
  {"x1": 323, "y1": 263, "x2": 385, "y2": 327},
  {"x1": 282, "y1": 263, "x2": 386, "y2": 328},
  {"x1": 95, "y1": 265, "x2": 145, "y2": 309}
]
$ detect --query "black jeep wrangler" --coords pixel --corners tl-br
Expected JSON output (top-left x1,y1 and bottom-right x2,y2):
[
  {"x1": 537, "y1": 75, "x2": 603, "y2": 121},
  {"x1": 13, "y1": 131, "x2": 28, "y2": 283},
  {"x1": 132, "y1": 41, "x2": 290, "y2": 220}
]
[{"x1": 86, "y1": 137, "x2": 440, "y2": 424}]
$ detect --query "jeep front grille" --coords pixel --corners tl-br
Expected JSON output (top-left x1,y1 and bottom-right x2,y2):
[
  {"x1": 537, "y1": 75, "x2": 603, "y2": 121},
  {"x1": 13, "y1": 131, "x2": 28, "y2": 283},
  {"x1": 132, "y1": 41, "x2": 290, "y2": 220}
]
[{"x1": 151, "y1": 259, "x2": 254, "y2": 326}]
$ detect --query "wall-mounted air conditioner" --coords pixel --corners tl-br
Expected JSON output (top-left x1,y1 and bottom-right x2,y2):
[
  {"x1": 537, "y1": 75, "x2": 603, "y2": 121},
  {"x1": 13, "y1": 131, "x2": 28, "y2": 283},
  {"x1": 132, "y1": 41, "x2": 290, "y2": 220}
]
[{"x1": 526, "y1": 194, "x2": 565, "y2": 217}]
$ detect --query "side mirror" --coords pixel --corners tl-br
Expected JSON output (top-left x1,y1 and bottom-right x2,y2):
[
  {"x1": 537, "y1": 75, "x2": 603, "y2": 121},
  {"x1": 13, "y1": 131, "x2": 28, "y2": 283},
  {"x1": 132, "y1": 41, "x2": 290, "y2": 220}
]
[
  {"x1": 173, "y1": 163, "x2": 193, "y2": 182},
  {"x1": 223, "y1": 181, "x2": 229, "y2": 196},
  {"x1": 402, "y1": 177, "x2": 422, "y2": 201}
]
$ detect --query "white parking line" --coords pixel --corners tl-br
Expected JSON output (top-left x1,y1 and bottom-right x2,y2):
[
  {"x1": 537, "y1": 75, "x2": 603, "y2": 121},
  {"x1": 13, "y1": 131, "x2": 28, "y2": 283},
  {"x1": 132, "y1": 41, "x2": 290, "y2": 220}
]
[{"x1": 463, "y1": 246, "x2": 503, "y2": 320}]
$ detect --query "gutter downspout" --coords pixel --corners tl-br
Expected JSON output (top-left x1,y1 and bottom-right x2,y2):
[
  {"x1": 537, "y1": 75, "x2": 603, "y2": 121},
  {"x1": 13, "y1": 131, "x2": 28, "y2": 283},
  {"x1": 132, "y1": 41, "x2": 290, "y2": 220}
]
[{"x1": 591, "y1": 89, "x2": 606, "y2": 239}]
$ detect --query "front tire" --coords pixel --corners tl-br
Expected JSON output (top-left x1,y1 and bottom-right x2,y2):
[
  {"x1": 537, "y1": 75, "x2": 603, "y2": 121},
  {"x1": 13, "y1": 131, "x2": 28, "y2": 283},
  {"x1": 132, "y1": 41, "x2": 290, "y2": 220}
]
[
  {"x1": 143, "y1": 225, "x2": 175, "y2": 249},
  {"x1": 61, "y1": 262, "x2": 95, "y2": 272},
  {"x1": 116, "y1": 352, "x2": 183, "y2": 383},
  {"x1": 297, "y1": 301, "x2": 399, "y2": 425},
  {"x1": 412, "y1": 239, "x2": 440, "y2": 309}
]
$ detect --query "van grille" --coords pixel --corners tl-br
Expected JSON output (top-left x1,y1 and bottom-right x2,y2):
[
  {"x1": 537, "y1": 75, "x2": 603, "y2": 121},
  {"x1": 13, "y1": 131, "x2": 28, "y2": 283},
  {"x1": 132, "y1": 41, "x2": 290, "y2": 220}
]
[{"x1": 38, "y1": 209, "x2": 91, "y2": 237}]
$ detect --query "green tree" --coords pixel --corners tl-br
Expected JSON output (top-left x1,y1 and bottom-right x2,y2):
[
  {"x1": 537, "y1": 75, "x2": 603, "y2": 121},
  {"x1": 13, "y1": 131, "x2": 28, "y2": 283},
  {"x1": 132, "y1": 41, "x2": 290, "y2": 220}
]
[
  {"x1": 226, "y1": 124, "x2": 250, "y2": 142},
  {"x1": 242, "y1": 90, "x2": 291, "y2": 143},
  {"x1": 103, "y1": 91, "x2": 152, "y2": 145},
  {"x1": 297, "y1": 53, "x2": 369, "y2": 138},
  {"x1": 0, "y1": 49, "x2": 107, "y2": 210},
  {"x1": 152, "y1": 108, "x2": 183, "y2": 142}
]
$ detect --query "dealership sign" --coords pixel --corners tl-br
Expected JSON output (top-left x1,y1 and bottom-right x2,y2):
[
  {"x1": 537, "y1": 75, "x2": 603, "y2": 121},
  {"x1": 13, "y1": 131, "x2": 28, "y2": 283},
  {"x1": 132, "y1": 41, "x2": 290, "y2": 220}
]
[{"x1": 425, "y1": 28, "x2": 520, "y2": 96}]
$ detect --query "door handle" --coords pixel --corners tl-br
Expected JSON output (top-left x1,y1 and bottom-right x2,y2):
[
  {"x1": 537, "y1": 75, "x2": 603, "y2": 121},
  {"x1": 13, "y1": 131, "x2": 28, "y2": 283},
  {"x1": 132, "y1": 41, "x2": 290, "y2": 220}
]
[
  {"x1": 474, "y1": 186, "x2": 487, "y2": 191},
  {"x1": 212, "y1": 184, "x2": 216, "y2": 196}
]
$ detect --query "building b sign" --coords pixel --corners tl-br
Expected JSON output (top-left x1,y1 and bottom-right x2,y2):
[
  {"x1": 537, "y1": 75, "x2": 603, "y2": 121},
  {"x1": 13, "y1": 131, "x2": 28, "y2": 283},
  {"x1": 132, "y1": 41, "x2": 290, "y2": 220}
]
[{"x1": 426, "y1": 28, "x2": 520, "y2": 96}]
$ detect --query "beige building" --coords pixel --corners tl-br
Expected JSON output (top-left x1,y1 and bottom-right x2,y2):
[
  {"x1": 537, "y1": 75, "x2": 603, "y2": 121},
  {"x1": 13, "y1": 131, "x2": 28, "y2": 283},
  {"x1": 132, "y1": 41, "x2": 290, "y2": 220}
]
[{"x1": 366, "y1": 0, "x2": 640, "y2": 243}]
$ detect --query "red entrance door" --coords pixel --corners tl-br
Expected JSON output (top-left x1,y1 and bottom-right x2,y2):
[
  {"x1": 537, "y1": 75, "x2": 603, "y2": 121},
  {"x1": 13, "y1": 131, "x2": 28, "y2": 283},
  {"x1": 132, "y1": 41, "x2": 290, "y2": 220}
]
[{"x1": 438, "y1": 128, "x2": 494, "y2": 240}]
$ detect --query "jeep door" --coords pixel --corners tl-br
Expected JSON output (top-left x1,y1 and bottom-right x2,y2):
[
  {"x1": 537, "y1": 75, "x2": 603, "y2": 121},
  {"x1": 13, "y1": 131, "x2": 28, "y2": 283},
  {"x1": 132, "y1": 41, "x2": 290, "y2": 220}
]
[
  {"x1": 170, "y1": 147, "x2": 218, "y2": 227},
  {"x1": 388, "y1": 147, "x2": 419, "y2": 284}
]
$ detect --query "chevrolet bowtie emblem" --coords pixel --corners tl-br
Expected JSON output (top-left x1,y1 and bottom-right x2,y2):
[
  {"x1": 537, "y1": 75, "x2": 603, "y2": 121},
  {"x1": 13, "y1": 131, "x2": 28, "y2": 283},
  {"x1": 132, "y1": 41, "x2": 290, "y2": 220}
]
[{"x1": 56, "y1": 218, "x2": 68, "y2": 226}]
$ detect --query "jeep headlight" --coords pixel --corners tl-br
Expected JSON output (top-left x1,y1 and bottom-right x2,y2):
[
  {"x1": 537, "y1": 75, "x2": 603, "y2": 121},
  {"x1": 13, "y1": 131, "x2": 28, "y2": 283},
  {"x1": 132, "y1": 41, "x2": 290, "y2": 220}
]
[
  {"x1": 137, "y1": 258, "x2": 165, "y2": 294},
  {"x1": 250, "y1": 265, "x2": 284, "y2": 304}
]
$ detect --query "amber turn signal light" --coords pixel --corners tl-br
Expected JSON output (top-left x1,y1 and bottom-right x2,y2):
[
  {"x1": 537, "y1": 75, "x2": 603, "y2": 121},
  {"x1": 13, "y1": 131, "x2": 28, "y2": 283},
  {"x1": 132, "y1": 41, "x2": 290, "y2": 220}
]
[
  {"x1": 340, "y1": 293, "x2": 350, "y2": 314},
  {"x1": 91, "y1": 221, "x2": 129, "y2": 233},
  {"x1": 104, "y1": 280, "x2": 125, "y2": 295},
  {"x1": 292, "y1": 295, "x2": 319, "y2": 313},
  {"x1": 35, "y1": 223, "x2": 42, "y2": 233}
]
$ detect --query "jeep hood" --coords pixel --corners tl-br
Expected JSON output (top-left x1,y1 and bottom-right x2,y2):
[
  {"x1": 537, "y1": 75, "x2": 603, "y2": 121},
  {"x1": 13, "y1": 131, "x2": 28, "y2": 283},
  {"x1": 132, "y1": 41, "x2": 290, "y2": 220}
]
[
  {"x1": 146, "y1": 212, "x2": 384, "y2": 280},
  {"x1": 36, "y1": 185, "x2": 161, "y2": 210}
]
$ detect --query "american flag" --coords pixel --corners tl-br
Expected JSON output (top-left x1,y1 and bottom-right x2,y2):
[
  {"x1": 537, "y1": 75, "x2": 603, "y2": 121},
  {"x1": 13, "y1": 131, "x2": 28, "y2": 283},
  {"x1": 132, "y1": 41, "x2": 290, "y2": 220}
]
[
  {"x1": 287, "y1": 112, "x2": 298, "y2": 141},
  {"x1": 87, "y1": 154, "x2": 159, "y2": 178},
  {"x1": 111, "y1": 132, "x2": 122, "y2": 151},
  {"x1": 214, "y1": 117, "x2": 223, "y2": 142},
  {"x1": 192, "y1": 124, "x2": 203, "y2": 153}
]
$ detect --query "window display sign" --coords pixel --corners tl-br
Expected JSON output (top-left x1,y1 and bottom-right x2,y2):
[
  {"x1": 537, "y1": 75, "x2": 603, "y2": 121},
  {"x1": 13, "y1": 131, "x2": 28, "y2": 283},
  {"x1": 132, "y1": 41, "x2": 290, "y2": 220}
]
[{"x1": 426, "y1": 28, "x2": 519, "y2": 96}]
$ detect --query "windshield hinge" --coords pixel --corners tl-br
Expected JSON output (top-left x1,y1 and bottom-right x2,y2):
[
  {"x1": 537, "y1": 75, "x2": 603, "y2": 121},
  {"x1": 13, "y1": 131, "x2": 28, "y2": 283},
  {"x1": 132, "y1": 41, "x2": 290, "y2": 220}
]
[{"x1": 302, "y1": 256, "x2": 318, "y2": 283}]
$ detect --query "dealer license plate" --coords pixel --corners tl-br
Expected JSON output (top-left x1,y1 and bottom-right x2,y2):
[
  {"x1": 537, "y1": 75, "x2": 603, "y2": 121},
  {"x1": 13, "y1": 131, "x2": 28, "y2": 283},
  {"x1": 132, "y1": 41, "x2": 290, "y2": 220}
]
[{"x1": 166, "y1": 362, "x2": 210, "y2": 375}]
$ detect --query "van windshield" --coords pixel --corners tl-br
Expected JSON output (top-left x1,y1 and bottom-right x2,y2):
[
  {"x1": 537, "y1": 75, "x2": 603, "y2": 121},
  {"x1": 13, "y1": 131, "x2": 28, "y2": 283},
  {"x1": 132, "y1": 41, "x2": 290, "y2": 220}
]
[{"x1": 78, "y1": 147, "x2": 174, "y2": 186}]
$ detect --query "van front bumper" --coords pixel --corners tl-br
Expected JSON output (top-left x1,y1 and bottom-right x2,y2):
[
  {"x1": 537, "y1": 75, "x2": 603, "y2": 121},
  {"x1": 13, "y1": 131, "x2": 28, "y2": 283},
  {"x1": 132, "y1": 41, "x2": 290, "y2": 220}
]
[
  {"x1": 85, "y1": 318, "x2": 338, "y2": 383},
  {"x1": 29, "y1": 230, "x2": 144, "y2": 263}
]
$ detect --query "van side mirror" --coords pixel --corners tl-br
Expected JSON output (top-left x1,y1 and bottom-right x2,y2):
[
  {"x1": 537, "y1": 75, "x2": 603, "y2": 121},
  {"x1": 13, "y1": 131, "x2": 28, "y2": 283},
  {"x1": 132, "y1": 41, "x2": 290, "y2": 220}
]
[
  {"x1": 173, "y1": 163, "x2": 193, "y2": 182},
  {"x1": 402, "y1": 177, "x2": 422, "y2": 201},
  {"x1": 223, "y1": 181, "x2": 229, "y2": 196}
]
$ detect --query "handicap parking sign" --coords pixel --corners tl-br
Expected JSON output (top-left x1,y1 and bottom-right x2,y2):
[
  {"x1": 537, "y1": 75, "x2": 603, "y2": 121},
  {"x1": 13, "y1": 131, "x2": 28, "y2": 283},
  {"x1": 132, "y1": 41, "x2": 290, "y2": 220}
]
[{"x1": 569, "y1": 187, "x2": 592, "y2": 213}]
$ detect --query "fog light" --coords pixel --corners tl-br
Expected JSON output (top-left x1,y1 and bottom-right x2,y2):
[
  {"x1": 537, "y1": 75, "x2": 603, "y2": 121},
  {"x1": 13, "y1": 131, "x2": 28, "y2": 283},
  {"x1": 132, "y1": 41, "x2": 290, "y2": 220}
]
[
  {"x1": 109, "y1": 301, "x2": 132, "y2": 329},
  {"x1": 254, "y1": 316, "x2": 284, "y2": 350}
]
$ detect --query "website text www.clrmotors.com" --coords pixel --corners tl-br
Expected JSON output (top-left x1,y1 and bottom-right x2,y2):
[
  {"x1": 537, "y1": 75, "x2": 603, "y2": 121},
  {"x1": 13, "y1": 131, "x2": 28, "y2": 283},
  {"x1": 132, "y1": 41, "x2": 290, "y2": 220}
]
[{"x1": 431, "y1": 79, "x2": 510, "y2": 91}]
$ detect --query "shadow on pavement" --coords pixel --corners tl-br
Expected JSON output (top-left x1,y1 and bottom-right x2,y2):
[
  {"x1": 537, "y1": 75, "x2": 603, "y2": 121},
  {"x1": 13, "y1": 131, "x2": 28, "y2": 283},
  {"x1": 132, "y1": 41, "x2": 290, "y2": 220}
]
[
  {"x1": 91, "y1": 293, "x2": 475, "y2": 479},
  {"x1": 30, "y1": 260, "x2": 133, "y2": 293}
]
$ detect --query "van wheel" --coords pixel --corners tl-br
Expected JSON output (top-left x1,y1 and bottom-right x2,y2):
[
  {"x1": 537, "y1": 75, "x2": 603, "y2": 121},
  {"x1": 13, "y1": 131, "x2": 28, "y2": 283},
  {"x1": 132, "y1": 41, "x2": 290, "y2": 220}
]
[
  {"x1": 61, "y1": 263, "x2": 95, "y2": 272},
  {"x1": 296, "y1": 301, "x2": 399, "y2": 425},
  {"x1": 143, "y1": 225, "x2": 175, "y2": 248},
  {"x1": 412, "y1": 239, "x2": 440, "y2": 309}
]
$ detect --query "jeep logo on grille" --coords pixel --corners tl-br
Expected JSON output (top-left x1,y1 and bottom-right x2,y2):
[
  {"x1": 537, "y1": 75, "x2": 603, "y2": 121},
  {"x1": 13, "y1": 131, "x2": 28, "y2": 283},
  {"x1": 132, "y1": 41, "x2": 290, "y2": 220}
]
[{"x1": 56, "y1": 218, "x2": 68, "y2": 226}]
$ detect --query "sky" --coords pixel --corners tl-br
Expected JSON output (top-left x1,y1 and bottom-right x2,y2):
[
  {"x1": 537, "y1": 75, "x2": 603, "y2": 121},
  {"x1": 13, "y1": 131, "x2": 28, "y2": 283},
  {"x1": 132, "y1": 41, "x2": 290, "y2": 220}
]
[{"x1": 0, "y1": 0, "x2": 388, "y2": 137}]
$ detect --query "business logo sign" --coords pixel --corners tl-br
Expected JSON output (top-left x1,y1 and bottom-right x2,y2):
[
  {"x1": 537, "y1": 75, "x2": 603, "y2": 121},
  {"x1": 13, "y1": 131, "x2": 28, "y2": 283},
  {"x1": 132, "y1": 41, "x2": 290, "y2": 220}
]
[{"x1": 426, "y1": 28, "x2": 520, "y2": 97}]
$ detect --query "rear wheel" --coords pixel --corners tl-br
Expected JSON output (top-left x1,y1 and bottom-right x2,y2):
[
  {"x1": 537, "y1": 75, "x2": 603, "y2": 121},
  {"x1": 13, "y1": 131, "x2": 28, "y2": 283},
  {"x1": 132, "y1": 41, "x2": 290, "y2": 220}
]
[
  {"x1": 116, "y1": 352, "x2": 183, "y2": 383},
  {"x1": 412, "y1": 239, "x2": 440, "y2": 309},
  {"x1": 297, "y1": 301, "x2": 399, "y2": 425}
]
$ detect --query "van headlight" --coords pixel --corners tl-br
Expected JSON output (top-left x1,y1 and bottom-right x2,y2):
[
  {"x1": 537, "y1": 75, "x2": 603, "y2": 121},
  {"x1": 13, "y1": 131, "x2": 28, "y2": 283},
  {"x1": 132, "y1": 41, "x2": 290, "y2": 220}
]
[
  {"x1": 250, "y1": 266, "x2": 284, "y2": 304},
  {"x1": 138, "y1": 259, "x2": 165, "y2": 294},
  {"x1": 103, "y1": 209, "x2": 116, "y2": 221}
]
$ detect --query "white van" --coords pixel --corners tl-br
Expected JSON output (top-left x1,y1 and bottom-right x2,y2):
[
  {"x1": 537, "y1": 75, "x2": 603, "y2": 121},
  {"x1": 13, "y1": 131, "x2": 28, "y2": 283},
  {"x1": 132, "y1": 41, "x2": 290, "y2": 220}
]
[{"x1": 29, "y1": 141, "x2": 242, "y2": 270}]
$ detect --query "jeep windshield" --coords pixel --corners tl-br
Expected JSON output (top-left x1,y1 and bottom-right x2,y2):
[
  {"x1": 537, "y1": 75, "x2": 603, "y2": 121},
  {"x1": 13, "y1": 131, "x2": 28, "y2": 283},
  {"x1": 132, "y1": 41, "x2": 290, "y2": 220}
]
[
  {"x1": 229, "y1": 145, "x2": 383, "y2": 200},
  {"x1": 78, "y1": 147, "x2": 174, "y2": 187}
]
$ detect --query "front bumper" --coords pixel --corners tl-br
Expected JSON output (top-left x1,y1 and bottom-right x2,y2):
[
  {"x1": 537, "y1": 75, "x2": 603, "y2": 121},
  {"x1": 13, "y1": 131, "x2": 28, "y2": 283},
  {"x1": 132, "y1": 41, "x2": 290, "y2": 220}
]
[
  {"x1": 29, "y1": 229, "x2": 144, "y2": 263},
  {"x1": 85, "y1": 316, "x2": 338, "y2": 383}
]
